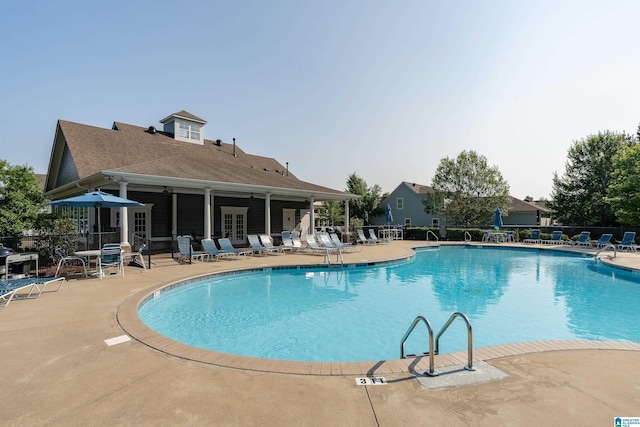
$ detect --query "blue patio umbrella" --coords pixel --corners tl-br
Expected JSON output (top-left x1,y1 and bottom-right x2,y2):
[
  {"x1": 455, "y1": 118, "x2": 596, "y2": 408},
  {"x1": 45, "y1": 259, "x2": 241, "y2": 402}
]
[
  {"x1": 49, "y1": 190, "x2": 144, "y2": 248},
  {"x1": 493, "y1": 208, "x2": 503, "y2": 230},
  {"x1": 385, "y1": 204, "x2": 393, "y2": 223}
]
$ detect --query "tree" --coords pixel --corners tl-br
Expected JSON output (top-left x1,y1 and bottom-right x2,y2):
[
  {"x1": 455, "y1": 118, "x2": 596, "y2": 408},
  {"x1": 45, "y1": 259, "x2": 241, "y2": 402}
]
[
  {"x1": 423, "y1": 151, "x2": 511, "y2": 227},
  {"x1": 0, "y1": 160, "x2": 46, "y2": 236},
  {"x1": 550, "y1": 131, "x2": 633, "y2": 226},
  {"x1": 317, "y1": 200, "x2": 343, "y2": 226},
  {"x1": 607, "y1": 143, "x2": 640, "y2": 225},
  {"x1": 346, "y1": 173, "x2": 383, "y2": 225}
]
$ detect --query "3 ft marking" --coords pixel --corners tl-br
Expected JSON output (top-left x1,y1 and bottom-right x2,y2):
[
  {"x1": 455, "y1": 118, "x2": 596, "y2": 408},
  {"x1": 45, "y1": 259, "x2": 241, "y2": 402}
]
[{"x1": 355, "y1": 377, "x2": 387, "y2": 386}]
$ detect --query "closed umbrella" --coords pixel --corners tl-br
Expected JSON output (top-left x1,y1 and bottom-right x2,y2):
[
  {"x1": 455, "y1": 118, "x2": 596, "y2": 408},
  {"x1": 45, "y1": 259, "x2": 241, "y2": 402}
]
[
  {"x1": 493, "y1": 208, "x2": 503, "y2": 230},
  {"x1": 49, "y1": 190, "x2": 144, "y2": 248},
  {"x1": 385, "y1": 204, "x2": 393, "y2": 224}
]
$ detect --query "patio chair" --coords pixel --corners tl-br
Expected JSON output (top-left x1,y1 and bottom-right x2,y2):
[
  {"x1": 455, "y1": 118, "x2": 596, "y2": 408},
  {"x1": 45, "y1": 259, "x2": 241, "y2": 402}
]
[
  {"x1": 291, "y1": 231, "x2": 305, "y2": 250},
  {"x1": 54, "y1": 248, "x2": 88, "y2": 278},
  {"x1": 573, "y1": 231, "x2": 591, "y2": 246},
  {"x1": 317, "y1": 232, "x2": 339, "y2": 249},
  {"x1": 217, "y1": 238, "x2": 252, "y2": 256},
  {"x1": 590, "y1": 233, "x2": 613, "y2": 248},
  {"x1": 201, "y1": 238, "x2": 232, "y2": 261},
  {"x1": 523, "y1": 229, "x2": 542, "y2": 244},
  {"x1": 368, "y1": 228, "x2": 390, "y2": 243},
  {"x1": 616, "y1": 232, "x2": 638, "y2": 251},
  {"x1": 260, "y1": 235, "x2": 286, "y2": 253},
  {"x1": 503, "y1": 231, "x2": 515, "y2": 242},
  {"x1": 248, "y1": 235, "x2": 272, "y2": 255},
  {"x1": 542, "y1": 231, "x2": 563, "y2": 245},
  {"x1": 280, "y1": 231, "x2": 297, "y2": 252},
  {"x1": 0, "y1": 276, "x2": 65, "y2": 309},
  {"x1": 123, "y1": 243, "x2": 147, "y2": 270},
  {"x1": 176, "y1": 236, "x2": 208, "y2": 263},
  {"x1": 330, "y1": 232, "x2": 360, "y2": 252},
  {"x1": 99, "y1": 245, "x2": 124, "y2": 279},
  {"x1": 305, "y1": 234, "x2": 342, "y2": 264},
  {"x1": 357, "y1": 229, "x2": 374, "y2": 244}
]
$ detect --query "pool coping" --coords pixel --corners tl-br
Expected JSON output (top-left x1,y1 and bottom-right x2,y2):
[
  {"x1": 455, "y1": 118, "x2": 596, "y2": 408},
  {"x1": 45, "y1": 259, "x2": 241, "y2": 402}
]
[{"x1": 117, "y1": 244, "x2": 640, "y2": 376}]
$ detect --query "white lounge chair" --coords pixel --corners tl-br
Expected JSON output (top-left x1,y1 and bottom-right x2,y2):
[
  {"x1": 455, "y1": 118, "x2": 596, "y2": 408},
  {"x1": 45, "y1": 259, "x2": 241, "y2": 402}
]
[
  {"x1": 260, "y1": 235, "x2": 286, "y2": 253},
  {"x1": 280, "y1": 231, "x2": 297, "y2": 252},
  {"x1": 0, "y1": 276, "x2": 65, "y2": 309},
  {"x1": 357, "y1": 229, "x2": 374, "y2": 244},
  {"x1": 248, "y1": 235, "x2": 274, "y2": 255},
  {"x1": 305, "y1": 234, "x2": 342, "y2": 264},
  {"x1": 368, "y1": 228, "x2": 390, "y2": 243},
  {"x1": 330, "y1": 232, "x2": 360, "y2": 252},
  {"x1": 201, "y1": 238, "x2": 233, "y2": 261}
]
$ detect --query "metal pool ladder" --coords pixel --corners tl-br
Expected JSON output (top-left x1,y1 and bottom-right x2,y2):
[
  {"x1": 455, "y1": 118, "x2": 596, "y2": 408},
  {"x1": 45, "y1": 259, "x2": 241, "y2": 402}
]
[{"x1": 400, "y1": 312, "x2": 475, "y2": 377}]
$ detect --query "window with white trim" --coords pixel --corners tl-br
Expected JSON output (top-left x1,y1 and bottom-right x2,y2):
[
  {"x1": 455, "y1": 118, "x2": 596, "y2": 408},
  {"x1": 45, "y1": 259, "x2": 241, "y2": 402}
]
[
  {"x1": 179, "y1": 122, "x2": 201, "y2": 141},
  {"x1": 404, "y1": 218, "x2": 411, "y2": 226},
  {"x1": 396, "y1": 198, "x2": 403, "y2": 209}
]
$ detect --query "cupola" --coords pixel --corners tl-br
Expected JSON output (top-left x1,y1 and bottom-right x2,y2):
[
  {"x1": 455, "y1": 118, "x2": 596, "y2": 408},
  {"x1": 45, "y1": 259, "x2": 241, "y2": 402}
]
[{"x1": 159, "y1": 110, "x2": 207, "y2": 145}]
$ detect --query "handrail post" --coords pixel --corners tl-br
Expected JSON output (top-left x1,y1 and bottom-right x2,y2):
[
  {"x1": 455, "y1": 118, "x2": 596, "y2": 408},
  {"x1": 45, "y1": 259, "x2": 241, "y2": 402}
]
[
  {"x1": 435, "y1": 312, "x2": 475, "y2": 371},
  {"x1": 400, "y1": 315, "x2": 437, "y2": 376}
]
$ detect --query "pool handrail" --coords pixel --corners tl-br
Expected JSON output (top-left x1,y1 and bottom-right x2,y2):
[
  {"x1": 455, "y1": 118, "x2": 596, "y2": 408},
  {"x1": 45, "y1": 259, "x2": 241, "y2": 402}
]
[
  {"x1": 426, "y1": 230, "x2": 439, "y2": 242},
  {"x1": 434, "y1": 311, "x2": 475, "y2": 371},
  {"x1": 400, "y1": 315, "x2": 437, "y2": 376}
]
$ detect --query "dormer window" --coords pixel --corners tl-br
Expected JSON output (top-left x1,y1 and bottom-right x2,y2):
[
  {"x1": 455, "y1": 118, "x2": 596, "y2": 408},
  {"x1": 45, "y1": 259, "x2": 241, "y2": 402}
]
[
  {"x1": 159, "y1": 110, "x2": 207, "y2": 145},
  {"x1": 179, "y1": 122, "x2": 201, "y2": 141}
]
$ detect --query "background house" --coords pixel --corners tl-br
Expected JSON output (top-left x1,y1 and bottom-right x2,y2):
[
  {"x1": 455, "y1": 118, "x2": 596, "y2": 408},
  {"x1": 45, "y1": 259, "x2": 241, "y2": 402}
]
[
  {"x1": 370, "y1": 181, "x2": 550, "y2": 228},
  {"x1": 45, "y1": 110, "x2": 356, "y2": 250}
]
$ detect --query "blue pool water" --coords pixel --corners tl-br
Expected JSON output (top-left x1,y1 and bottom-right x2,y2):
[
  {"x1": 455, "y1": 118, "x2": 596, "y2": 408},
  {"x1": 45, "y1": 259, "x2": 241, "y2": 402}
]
[{"x1": 139, "y1": 247, "x2": 640, "y2": 362}]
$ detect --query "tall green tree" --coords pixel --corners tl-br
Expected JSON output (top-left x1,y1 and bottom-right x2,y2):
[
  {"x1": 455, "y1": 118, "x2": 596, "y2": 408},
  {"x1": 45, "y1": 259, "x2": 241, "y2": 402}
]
[
  {"x1": 317, "y1": 200, "x2": 344, "y2": 226},
  {"x1": 0, "y1": 160, "x2": 46, "y2": 236},
  {"x1": 550, "y1": 131, "x2": 633, "y2": 226},
  {"x1": 423, "y1": 151, "x2": 511, "y2": 227},
  {"x1": 607, "y1": 143, "x2": 640, "y2": 225},
  {"x1": 346, "y1": 173, "x2": 383, "y2": 225}
]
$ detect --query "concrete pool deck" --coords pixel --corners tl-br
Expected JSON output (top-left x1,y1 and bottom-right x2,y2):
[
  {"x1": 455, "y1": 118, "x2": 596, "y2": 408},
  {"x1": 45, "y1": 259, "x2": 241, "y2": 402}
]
[{"x1": 2, "y1": 240, "x2": 640, "y2": 425}]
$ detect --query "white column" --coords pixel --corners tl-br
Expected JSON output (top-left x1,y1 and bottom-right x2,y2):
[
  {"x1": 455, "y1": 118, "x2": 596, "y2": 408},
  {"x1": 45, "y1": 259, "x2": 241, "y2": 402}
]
[
  {"x1": 344, "y1": 199, "x2": 350, "y2": 242},
  {"x1": 172, "y1": 193, "x2": 178, "y2": 239},
  {"x1": 309, "y1": 197, "x2": 315, "y2": 233},
  {"x1": 204, "y1": 188, "x2": 211, "y2": 239},
  {"x1": 265, "y1": 192, "x2": 271, "y2": 236},
  {"x1": 119, "y1": 181, "x2": 129, "y2": 245}
]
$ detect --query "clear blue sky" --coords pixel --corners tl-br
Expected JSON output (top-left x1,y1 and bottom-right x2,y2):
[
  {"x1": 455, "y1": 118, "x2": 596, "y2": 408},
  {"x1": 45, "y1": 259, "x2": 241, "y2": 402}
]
[{"x1": 2, "y1": 0, "x2": 639, "y2": 200}]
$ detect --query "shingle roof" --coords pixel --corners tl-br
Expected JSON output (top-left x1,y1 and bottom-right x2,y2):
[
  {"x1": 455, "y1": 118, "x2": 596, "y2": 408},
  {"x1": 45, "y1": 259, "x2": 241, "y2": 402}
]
[
  {"x1": 159, "y1": 110, "x2": 207, "y2": 124},
  {"x1": 56, "y1": 119, "x2": 345, "y2": 195},
  {"x1": 402, "y1": 181, "x2": 434, "y2": 195}
]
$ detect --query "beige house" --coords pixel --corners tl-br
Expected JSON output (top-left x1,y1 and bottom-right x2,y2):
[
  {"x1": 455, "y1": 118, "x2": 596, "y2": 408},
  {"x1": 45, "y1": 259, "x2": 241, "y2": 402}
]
[{"x1": 45, "y1": 110, "x2": 356, "y2": 250}]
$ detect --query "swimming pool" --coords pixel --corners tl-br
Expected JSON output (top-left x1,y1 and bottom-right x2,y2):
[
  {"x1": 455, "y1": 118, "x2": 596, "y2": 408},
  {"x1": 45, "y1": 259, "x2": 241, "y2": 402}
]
[{"x1": 138, "y1": 246, "x2": 640, "y2": 362}]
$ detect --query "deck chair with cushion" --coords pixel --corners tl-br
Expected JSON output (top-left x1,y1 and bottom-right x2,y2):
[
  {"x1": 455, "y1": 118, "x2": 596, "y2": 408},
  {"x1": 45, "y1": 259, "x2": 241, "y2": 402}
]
[
  {"x1": 590, "y1": 233, "x2": 613, "y2": 248},
  {"x1": 177, "y1": 236, "x2": 208, "y2": 263},
  {"x1": 54, "y1": 248, "x2": 88, "y2": 278},
  {"x1": 99, "y1": 245, "x2": 124, "y2": 279},
  {"x1": 0, "y1": 276, "x2": 65, "y2": 309},
  {"x1": 573, "y1": 231, "x2": 591, "y2": 246},
  {"x1": 523, "y1": 229, "x2": 542, "y2": 244},
  {"x1": 616, "y1": 232, "x2": 638, "y2": 251},
  {"x1": 217, "y1": 238, "x2": 252, "y2": 256}
]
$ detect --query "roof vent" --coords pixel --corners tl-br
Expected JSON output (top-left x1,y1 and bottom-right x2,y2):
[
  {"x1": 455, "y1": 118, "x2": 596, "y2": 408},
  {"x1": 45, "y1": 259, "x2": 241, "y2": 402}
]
[
  {"x1": 148, "y1": 126, "x2": 157, "y2": 134},
  {"x1": 215, "y1": 139, "x2": 222, "y2": 146}
]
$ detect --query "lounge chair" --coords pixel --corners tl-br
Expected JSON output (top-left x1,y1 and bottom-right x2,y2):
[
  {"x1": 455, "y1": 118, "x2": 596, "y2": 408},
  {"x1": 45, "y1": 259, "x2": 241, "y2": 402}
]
[
  {"x1": 305, "y1": 234, "x2": 343, "y2": 264},
  {"x1": 542, "y1": 231, "x2": 564, "y2": 245},
  {"x1": 280, "y1": 231, "x2": 297, "y2": 252},
  {"x1": 260, "y1": 234, "x2": 287, "y2": 253},
  {"x1": 54, "y1": 248, "x2": 88, "y2": 278},
  {"x1": 0, "y1": 276, "x2": 65, "y2": 309},
  {"x1": 357, "y1": 229, "x2": 374, "y2": 244},
  {"x1": 330, "y1": 232, "x2": 360, "y2": 252},
  {"x1": 573, "y1": 231, "x2": 591, "y2": 246},
  {"x1": 99, "y1": 245, "x2": 124, "y2": 279},
  {"x1": 177, "y1": 236, "x2": 208, "y2": 263},
  {"x1": 503, "y1": 231, "x2": 515, "y2": 242},
  {"x1": 217, "y1": 238, "x2": 252, "y2": 256},
  {"x1": 317, "y1": 232, "x2": 339, "y2": 249},
  {"x1": 291, "y1": 231, "x2": 305, "y2": 250},
  {"x1": 590, "y1": 233, "x2": 613, "y2": 248},
  {"x1": 368, "y1": 228, "x2": 390, "y2": 243},
  {"x1": 523, "y1": 229, "x2": 542, "y2": 244},
  {"x1": 617, "y1": 232, "x2": 638, "y2": 251},
  {"x1": 248, "y1": 235, "x2": 274, "y2": 255},
  {"x1": 123, "y1": 243, "x2": 147, "y2": 270},
  {"x1": 201, "y1": 238, "x2": 233, "y2": 261}
]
